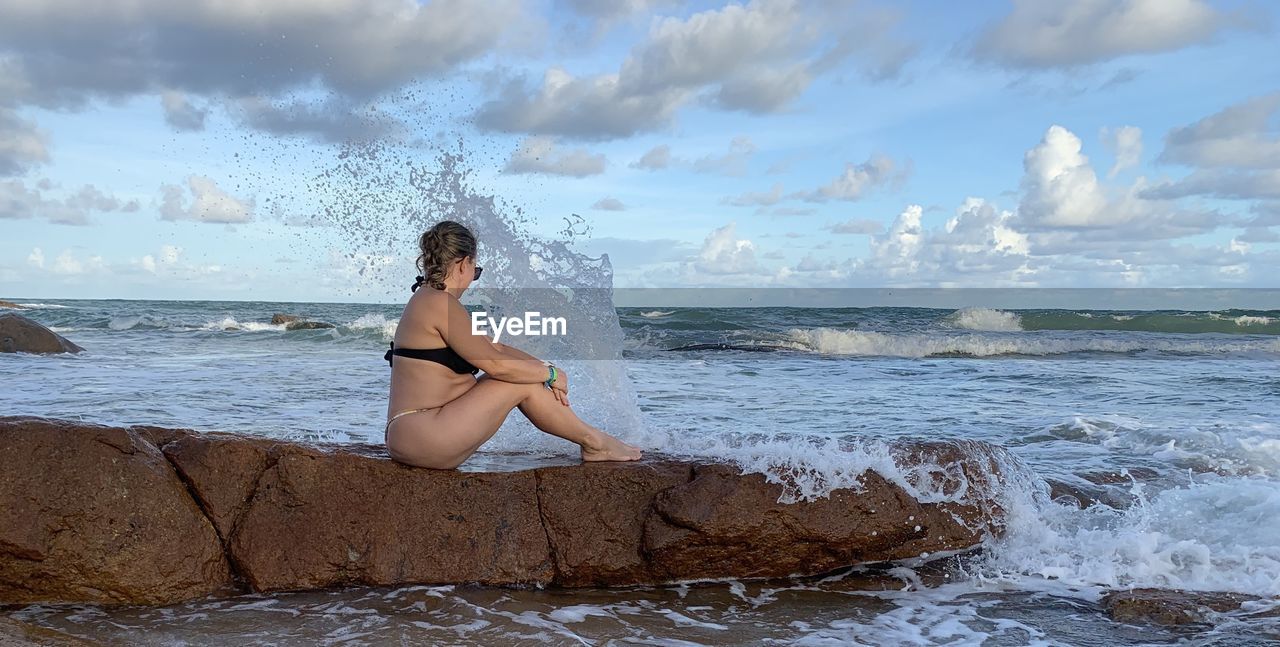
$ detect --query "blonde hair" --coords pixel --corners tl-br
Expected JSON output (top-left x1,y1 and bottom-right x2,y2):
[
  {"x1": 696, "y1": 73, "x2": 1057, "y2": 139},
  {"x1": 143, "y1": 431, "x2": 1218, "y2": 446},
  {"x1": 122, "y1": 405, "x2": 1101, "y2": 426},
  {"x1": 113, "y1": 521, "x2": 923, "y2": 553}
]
[{"x1": 415, "y1": 220, "x2": 477, "y2": 291}]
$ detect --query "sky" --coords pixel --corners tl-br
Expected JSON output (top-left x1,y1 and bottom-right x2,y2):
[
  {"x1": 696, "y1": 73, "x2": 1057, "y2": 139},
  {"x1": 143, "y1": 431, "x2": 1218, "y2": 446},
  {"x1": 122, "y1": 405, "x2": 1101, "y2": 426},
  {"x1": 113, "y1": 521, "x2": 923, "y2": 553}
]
[{"x1": 2, "y1": 0, "x2": 1279, "y2": 304}]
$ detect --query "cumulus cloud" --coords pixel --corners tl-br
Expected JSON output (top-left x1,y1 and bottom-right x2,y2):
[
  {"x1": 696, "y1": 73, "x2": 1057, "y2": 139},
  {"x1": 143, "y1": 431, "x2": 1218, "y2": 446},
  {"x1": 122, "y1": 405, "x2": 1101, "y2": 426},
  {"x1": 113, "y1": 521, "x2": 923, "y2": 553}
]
[
  {"x1": 1018, "y1": 125, "x2": 1109, "y2": 228},
  {"x1": 1102, "y1": 125, "x2": 1142, "y2": 178},
  {"x1": 159, "y1": 176, "x2": 254, "y2": 224},
  {"x1": 694, "y1": 222, "x2": 765, "y2": 275},
  {"x1": 0, "y1": 108, "x2": 49, "y2": 176},
  {"x1": 0, "y1": 179, "x2": 138, "y2": 225},
  {"x1": 631, "y1": 144, "x2": 673, "y2": 170},
  {"x1": 230, "y1": 96, "x2": 405, "y2": 144},
  {"x1": 973, "y1": 0, "x2": 1239, "y2": 69},
  {"x1": 591, "y1": 197, "x2": 626, "y2": 211},
  {"x1": 503, "y1": 136, "x2": 607, "y2": 177},
  {"x1": 475, "y1": 0, "x2": 916, "y2": 139}
]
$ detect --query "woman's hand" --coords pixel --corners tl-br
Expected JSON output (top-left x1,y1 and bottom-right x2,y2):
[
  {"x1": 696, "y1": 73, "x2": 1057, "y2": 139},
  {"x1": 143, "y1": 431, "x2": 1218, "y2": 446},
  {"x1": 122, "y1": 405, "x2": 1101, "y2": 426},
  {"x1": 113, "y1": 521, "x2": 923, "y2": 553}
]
[{"x1": 549, "y1": 366, "x2": 570, "y2": 406}]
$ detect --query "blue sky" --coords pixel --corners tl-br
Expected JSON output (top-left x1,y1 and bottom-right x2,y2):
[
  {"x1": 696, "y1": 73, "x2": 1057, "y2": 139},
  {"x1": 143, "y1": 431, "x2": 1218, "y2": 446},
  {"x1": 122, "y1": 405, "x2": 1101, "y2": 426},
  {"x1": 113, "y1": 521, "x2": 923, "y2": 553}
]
[{"x1": 2, "y1": 0, "x2": 1279, "y2": 303}]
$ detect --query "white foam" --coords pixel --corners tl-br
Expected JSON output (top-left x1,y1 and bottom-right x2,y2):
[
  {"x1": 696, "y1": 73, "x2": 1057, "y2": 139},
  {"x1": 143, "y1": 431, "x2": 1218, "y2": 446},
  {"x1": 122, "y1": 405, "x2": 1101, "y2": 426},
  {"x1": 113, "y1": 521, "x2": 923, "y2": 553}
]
[
  {"x1": 13, "y1": 302, "x2": 70, "y2": 309},
  {"x1": 976, "y1": 474, "x2": 1280, "y2": 596},
  {"x1": 947, "y1": 307, "x2": 1023, "y2": 332},
  {"x1": 640, "y1": 310, "x2": 675, "y2": 318},
  {"x1": 344, "y1": 313, "x2": 399, "y2": 340},
  {"x1": 1235, "y1": 315, "x2": 1274, "y2": 326},
  {"x1": 199, "y1": 316, "x2": 284, "y2": 332},
  {"x1": 785, "y1": 327, "x2": 1280, "y2": 358}
]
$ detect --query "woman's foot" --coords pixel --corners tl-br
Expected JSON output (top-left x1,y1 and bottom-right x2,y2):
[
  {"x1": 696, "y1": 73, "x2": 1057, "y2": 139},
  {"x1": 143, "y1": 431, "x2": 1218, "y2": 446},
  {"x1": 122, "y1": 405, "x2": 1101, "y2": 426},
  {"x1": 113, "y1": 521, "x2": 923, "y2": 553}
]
[{"x1": 580, "y1": 430, "x2": 643, "y2": 462}]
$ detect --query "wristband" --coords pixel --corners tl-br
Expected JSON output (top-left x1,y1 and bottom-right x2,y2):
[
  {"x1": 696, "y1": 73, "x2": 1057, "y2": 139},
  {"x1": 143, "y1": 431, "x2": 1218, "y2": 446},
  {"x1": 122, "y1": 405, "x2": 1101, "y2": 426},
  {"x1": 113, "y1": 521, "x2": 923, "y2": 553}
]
[{"x1": 545, "y1": 364, "x2": 557, "y2": 388}]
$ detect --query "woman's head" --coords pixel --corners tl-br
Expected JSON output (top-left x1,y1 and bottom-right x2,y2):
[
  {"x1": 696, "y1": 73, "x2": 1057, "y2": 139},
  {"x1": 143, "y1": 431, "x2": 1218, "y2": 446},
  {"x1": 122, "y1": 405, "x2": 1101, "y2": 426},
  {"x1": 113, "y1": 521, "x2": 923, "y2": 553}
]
[{"x1": 416, "y1": 220, "x2": 479, "y2": 292}]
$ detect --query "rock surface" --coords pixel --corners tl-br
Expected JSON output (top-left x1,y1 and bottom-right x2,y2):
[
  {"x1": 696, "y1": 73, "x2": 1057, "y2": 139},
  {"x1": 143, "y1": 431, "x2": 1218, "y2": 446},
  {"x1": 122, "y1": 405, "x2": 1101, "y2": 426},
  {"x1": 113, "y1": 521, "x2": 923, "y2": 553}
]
[
  {"x1": 0, "y1": 416, "x2": 1010, "y2": 607},
  {"x1": 269, "y1": 313, "x2": 334, "y2": 330},
  {"x1": 1102, "y1": 588, "x2": 1280, "y2": 626},
  {"x1": 0, "y1": 301, "x2": 27, "y2": 310},
  {"x1": 0, "y1": 314, "x2": 82, "y2": 354}
]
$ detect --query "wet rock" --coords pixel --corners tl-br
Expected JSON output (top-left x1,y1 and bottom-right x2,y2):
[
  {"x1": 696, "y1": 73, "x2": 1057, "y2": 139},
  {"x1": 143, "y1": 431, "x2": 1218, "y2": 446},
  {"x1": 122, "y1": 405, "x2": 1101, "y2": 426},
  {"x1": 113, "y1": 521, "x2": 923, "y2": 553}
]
[
  {"x1": 0, "y1": 416, "x2": 1011, "y2": 605},
  {"x1": 0, "y1": 616, "x2": 98, "y2": 646},
  {"x1": 270, "y1": 313, "x2": 334, "y2": 330},
  {"x1": 0, "y1": 300, "x2": 27, "y2": 310},
  {"x1": 0, "y1": 314, "x2": 82, "y2": 354},
  {"x1": 0, "y1": 418, "x2": 234, "y2": 606},
  {"x1": 1102, "y1": 588, "x2": 1279, "y2": 626},
  {"x1": 1079, "y1": 467, "x2": 1160, "y2": 485},
  {"x1": 1043, "y1": 476, "x2": 1135, "y2": 509}
]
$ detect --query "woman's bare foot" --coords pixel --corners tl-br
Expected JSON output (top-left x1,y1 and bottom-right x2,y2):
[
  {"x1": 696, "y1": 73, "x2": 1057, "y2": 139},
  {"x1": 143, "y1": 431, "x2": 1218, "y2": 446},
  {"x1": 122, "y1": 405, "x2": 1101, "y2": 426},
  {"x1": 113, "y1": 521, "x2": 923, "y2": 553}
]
[{"x1": 580, "y1": 430, "x2": 643, "y2": 462}]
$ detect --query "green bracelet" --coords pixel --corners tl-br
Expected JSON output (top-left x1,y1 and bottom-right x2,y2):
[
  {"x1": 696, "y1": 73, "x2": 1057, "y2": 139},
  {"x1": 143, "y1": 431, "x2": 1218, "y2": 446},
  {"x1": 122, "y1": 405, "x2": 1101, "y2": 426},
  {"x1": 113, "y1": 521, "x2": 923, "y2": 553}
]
[{"x1": 545, "y1": 364, "x2": 557, "y2": 388}]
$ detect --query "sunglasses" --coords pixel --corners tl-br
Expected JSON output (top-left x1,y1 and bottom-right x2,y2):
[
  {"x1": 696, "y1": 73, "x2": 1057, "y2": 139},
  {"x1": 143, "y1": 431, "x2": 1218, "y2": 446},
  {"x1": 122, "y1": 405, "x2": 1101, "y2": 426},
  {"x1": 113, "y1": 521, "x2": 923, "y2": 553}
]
[{"x1": 473, "y1": 265, "x2": 483, "y2": 281}]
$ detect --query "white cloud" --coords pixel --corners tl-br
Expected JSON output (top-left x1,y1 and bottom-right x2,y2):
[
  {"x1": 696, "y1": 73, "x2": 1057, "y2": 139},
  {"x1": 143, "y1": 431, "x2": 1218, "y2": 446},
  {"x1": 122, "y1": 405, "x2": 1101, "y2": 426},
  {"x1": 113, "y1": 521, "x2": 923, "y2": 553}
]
[
  {"x1": 1160, "y1": 92, "x2": 1280, "y2": 170},
  {"x1": 694, "y1": 222, "x2": 764, "y2": 275},
  {"x1": 475, "y1": 0, "x2": 916, "y2": 138},
  {"x1": 0, "y1": 179, "x2": 138, "y2": 225},
  {"x1": 827, "y1": 218, "x2": 883, "y2": 235},
  {"x1": 503, "y1": 136, "x2": 607, "y2": 177},
  {"x1": 160, "y1": 91, "x2": 207, "y2": 131},
  {"x1": 591, "y1": 197, "x2": 626, "y2": 211},
  {"x1": 631, "y1": 144, "x2": 673, "y2": 170},
  {"x1": 159, "y1": 175, "x2": 253, "y2": 224},
  {"x1": 691, "y1": 136, "x2": 756, "y2": 176},
  {"x1": 1103, "y1": 125, "x2": 1142, "y2": 178},
  {"x1": 0, "y1": 108, "x2": 49, "y2": 176},
  {"x1": 973, "y1": 0, "x2": 1237, "y2": 69},
  {"x1": 724, "y1": 183, "x2": 785, "y2": 207},
  {"x1": 1018, "y1": 125, "x2": 1108, "y2": 228},
  {"x1": 799, "y1": 154, "x2": 907, "y2": 202},
  {"x1": 26, "y1": 247, "x2": 43, "y2": 268}
]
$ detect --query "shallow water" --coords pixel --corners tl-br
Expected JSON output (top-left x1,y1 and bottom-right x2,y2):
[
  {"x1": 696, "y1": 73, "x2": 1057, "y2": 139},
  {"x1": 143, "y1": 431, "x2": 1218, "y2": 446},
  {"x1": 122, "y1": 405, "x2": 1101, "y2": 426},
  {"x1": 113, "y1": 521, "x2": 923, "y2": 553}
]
[{"x1": 3, "y1": 299, "x2": 1280, "y2": 644}]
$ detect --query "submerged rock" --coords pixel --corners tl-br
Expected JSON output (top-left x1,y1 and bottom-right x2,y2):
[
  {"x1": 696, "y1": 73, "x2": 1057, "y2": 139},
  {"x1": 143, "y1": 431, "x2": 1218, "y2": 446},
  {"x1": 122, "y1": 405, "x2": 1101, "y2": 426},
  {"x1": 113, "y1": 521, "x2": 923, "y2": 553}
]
[
  {"x1": 0, "y1": 416, "x2": 1010, "y2": 606},
  {"x1": 1102, "y1": 588, "x2": 1280, "y2": 626},
  {"x1": 0, "y1": 300, "x2": 27, "y2": 309},
  {"x1": 0, "y1": 314, "x2": 83, "y2": 354}
]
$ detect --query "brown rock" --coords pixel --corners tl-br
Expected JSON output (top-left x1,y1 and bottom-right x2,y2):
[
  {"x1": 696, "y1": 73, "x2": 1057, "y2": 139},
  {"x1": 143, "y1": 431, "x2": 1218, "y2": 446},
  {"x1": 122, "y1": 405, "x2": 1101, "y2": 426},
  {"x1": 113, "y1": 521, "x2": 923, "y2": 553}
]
[
  {"x1": 284, "y1": 321, "x2": 334, "y2": 330},
  {"x1": 0, "y1": 418, "x2": 234, "y2": 606},
  {"x1": 0, "y1": 301, "x2": 27, "y2": 310},
  {"x1": 1102, "y1": 588, "x2": 1278, "y2": 626},
  {"x1": 537, "y1": 461, "x2": 692, "y2": 586},
  {"x1": 0, "y1": 314, "x2": 82, "y2": 354},
  {"x1": 226, "y1": 445, "x2": 554, "y2": 591},
  {"x1": 269, "y1": 313, "x2": 299, "y2": 325},
  {"x1": 641, "y1": 441, "x2": 1006, "y2": 582},
  {"x1": 0, "y1": 416, "x2": 1011, "y2": 606},
  {"x1": 0, "y1": 616, "x2": 99, "y2": 646}
]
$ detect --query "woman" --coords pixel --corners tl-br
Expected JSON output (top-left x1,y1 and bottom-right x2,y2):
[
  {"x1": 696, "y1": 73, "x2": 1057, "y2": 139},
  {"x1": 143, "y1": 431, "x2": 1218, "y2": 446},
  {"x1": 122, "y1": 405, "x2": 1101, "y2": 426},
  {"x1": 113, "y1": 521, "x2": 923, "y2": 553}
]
[{"x1": 383, "y1": 220, "x2": 643, "y2": 469}]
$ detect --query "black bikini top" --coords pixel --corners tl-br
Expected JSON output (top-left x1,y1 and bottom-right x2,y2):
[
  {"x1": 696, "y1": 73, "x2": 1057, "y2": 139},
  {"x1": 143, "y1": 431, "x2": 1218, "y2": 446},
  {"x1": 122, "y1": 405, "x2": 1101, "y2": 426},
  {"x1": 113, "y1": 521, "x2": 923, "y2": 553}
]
[
  {"x1": 384, "y1": 274, "x2": 479, "y2": 374},
  {"x1": 385, "y1": 341, "x2": 479, "y2": 374}
]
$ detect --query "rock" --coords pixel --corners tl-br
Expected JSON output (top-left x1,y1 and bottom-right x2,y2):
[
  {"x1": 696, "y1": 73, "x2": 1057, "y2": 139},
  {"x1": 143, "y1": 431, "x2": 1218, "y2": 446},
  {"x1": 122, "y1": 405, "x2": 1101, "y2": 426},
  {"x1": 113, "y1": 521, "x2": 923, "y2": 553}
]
[
  {"x1": 284, "y1": 321, "x2": 334, "y2": 330},
  {"x1": 1078, "y1": 467, "x2": 1160, "y2": 485},
  {"x1": 0, "y1": 616, "x2": 98, "y2": 646},
  {"x1": 1102, "y1": 588, "x2": 1280, "y2": 626},
  {"x1": 269, "y1": 313, "x2": 334, "y2": 330},
  {"x1": 0, "y1": 416, "x2": 1010, "y2": 606},
  {"x1": 1043, "y1": 476, "x2": 1135, "y2": 509},
  {"x1": 0, "y1": 300, "x2": 27, "y2": 310},
  {"x1": 0, "y1": 417, "x2": 234, "y2": 606},
  {"x1": 0, "y1": 314, "x2": 82, "y2": 354}
]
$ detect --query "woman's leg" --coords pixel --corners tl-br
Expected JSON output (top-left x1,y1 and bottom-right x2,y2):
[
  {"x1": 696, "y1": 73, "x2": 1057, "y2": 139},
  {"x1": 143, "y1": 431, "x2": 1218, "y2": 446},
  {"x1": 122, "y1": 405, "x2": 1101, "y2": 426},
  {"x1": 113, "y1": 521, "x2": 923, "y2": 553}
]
[{"x1": 416, "y1": 376, "x2": 640, "y2": 468}]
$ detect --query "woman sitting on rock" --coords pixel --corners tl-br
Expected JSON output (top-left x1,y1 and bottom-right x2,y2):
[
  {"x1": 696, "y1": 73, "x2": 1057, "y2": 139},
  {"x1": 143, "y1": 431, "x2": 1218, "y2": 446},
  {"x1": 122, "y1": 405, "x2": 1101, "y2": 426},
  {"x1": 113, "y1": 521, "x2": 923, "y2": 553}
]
[{"x1": 383, "y1": 220, "x2": 642, "y2": 469}]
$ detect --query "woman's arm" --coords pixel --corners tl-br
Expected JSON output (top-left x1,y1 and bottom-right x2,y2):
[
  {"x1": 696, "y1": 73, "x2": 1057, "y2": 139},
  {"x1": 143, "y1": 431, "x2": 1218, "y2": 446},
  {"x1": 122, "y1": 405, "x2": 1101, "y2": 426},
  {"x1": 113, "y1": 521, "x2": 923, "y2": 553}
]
[{"x1": 438, "y1": 295, "x2": 557, "y2": 385}]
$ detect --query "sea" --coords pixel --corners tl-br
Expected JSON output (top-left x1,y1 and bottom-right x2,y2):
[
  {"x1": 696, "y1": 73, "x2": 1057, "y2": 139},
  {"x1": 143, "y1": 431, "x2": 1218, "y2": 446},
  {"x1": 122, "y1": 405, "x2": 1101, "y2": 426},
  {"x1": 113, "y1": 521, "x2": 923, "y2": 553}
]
[{"x1": 2, "y1": 297, "x2": 1279, "y2": 646}]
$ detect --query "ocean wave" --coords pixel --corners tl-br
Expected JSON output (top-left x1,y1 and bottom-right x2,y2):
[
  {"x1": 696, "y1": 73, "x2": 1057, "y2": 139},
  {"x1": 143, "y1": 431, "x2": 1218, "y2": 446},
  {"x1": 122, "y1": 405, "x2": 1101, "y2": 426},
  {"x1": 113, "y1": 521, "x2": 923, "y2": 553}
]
[
  {"x1": 946, "y1": 308, "x2": 1024, "y2": 332},
  {"x1": 784, "y1": 327, "x2": 1280, "y2": 358},
  {"x1": 640, "y1": 310, "x2": 675, "y2": 318},
  {"x1": 12, "y1": 302, "x2": 71, "y2": 309},
  {"x1": 342, "y1": 313, "x2": 399, "y2": 340}
]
